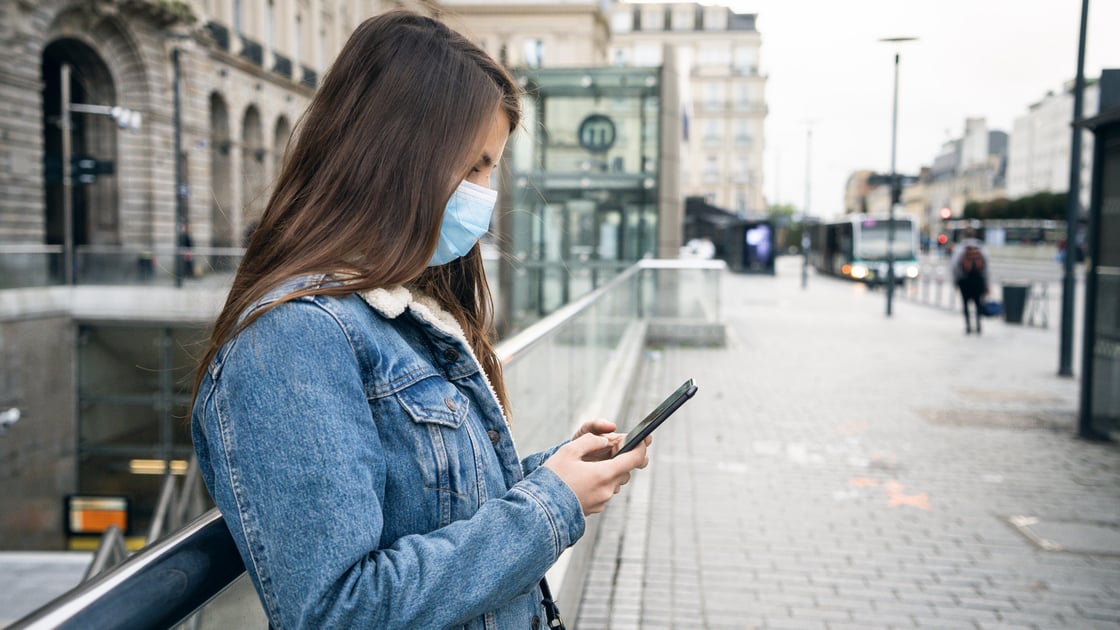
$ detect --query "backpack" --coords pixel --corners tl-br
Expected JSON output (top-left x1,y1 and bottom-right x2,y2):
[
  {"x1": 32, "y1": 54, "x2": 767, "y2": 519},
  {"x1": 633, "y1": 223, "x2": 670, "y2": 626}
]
[{"x1": 959, "y1": 245, "x2": 985, "y2": 277}]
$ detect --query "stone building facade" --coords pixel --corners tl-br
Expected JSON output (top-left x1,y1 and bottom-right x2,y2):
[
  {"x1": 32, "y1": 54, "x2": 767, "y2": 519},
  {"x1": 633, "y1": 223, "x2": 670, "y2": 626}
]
[{"x1": 0, "y1": 0, "x2": 434, "y2": 257}]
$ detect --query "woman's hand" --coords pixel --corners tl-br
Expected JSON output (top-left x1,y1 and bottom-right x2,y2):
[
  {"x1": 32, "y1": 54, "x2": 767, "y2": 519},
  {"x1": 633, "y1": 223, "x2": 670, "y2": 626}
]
[
  {"x1": 571, "y1": 419, "x2": 623, "y2": 461},
  {"x1": 543, "y1": 433, "x2": 650, "y2": 515}
]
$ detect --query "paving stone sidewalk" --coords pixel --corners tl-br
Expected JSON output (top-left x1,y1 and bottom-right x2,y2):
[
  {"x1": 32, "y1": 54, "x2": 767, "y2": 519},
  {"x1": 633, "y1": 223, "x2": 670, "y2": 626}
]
[{"x1": 576, "y1": 256, "x2": 1120, "y2": 630}]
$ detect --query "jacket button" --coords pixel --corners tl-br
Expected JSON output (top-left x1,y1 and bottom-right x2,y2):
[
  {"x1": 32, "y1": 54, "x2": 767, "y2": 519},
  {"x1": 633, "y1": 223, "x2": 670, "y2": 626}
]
[
  {"x1": 487, "y1": 429, "x2": 500, "y2": 445},
  {"x1": 531, "y1": 616, "x2": 540, "y2": 630},
  {"x1": 443, "y1": 347, "x2": 459, "y2": 362},
  {"x1": 444, "y1": 397, "x2": 457, "y2": 412}
]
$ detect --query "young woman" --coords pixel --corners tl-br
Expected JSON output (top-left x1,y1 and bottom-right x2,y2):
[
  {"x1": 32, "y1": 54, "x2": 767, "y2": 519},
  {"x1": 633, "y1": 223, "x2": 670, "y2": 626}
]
[{"x1": 190, "y1": 11, "x2": 649, "y2": 629}]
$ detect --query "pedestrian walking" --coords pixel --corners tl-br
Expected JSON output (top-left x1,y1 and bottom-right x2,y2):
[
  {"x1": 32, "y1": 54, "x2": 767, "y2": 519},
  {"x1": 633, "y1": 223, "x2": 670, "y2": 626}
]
[
  {"x1": 950, "y1": 227, "x2": 990, "y2": 334},
  {"x1": 189, "y1": 11, "x2": 649, "y2": 629}
]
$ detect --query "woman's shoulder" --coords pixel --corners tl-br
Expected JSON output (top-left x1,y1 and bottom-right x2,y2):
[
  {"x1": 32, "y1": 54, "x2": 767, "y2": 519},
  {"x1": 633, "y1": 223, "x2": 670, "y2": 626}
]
[{"x1": 228, "y1": 276, "x2": 407, "y2": 354}]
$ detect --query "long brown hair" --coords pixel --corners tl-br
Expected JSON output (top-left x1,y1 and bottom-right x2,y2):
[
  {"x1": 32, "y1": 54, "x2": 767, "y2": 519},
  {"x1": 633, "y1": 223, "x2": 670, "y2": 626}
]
[{"x1": 194, "y1": 11, "x2": 520, "y2": 412}]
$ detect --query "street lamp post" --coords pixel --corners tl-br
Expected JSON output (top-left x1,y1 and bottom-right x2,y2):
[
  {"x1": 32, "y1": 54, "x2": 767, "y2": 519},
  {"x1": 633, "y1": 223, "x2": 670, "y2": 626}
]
[
  {"x1": 879, "y1": 37, "x2": 918, "y2": 317},
  {"x1": 1059, "y1": 0, "x2": 1090, "y2": 377},
  {"x1": 803, "y1": 124, "x2": 812, "y2": 289},
  {"x1": 172, "y1": 46, "x2": 186, "y2": 288},
  {"x1": 60, "y1": 64, "x2": 73, "y2": 285}
]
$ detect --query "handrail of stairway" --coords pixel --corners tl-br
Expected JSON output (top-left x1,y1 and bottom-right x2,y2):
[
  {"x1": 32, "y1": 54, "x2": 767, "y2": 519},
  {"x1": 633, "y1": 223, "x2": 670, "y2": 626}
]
[{"x1": 8, "y1": 509, "x2": 242, "y2": 630}]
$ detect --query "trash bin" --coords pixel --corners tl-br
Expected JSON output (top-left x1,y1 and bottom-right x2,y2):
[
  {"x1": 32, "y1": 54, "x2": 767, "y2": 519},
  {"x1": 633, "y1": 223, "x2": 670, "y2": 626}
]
[{"x1": 1002, "y1": 283, "x2": 1031, "y2": 324}]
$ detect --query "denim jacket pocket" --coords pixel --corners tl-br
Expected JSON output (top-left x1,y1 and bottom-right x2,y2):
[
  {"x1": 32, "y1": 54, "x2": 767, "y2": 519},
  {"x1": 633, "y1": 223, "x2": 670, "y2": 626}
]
[
  {"x1": 396, "y1": 377, "x2": 471, "y2": 429},
  {"x1": 395, "y1": 377, "x2": 483, "y2": 524}
]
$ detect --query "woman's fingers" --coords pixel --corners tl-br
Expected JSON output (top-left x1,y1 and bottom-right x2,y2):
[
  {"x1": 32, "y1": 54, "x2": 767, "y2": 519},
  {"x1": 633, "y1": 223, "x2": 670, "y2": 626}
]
[{"x1": 572, "y1": 418, "x2": 618, "y2": 440}]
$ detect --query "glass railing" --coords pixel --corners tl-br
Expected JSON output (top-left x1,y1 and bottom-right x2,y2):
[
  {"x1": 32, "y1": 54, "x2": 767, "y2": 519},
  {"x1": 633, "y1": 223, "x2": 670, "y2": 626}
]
[
  {"x1": 73, "y1": 245, "x2": 243, "y2": 287},
  {"x1": 0, "y1": 245, "x2": 244, "y2": 289},
  {"x1": 9, "y1": 258, "x2": 726, "y2": 630},
  {"x1": 0, "y1": 244, "x2": 65, "y2": 289}
]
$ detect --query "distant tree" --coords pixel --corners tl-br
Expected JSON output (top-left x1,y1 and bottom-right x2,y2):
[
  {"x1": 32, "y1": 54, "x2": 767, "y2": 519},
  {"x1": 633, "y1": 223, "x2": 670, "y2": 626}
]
[
  {"x1": 767, "y1": 203, "x2": 798, "y2": 224},
  {"x1": 767, "y1": 203, "x2": 802, "y2": 253},
  {"x1": 964, "y1": 192, "x2": 1065, "y2": 221}
]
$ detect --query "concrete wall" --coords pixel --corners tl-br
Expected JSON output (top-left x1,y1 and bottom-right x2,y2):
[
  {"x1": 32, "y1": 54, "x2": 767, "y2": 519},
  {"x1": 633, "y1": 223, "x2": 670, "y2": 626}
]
[{"x1": 0, "y1": 316, "x2": 77, "y2": 550}]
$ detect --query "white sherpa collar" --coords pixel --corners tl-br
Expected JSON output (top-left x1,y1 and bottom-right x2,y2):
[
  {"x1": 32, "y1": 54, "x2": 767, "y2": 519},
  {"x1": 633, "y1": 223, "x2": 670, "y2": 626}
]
[{"x1": 358, "y1": 286, "x2": 509, "y2": 424}]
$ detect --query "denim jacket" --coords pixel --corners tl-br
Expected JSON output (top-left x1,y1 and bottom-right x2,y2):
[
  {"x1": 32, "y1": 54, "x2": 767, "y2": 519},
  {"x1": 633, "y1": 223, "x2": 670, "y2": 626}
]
[{"x1": 192, "y1": 275, "x2": 585, "y2": 629}]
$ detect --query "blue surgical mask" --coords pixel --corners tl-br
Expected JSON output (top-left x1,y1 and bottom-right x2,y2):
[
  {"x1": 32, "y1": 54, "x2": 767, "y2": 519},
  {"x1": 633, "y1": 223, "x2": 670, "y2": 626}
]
[{"x1": 428, "y1": 180, "x2": 498, "y2": 266}]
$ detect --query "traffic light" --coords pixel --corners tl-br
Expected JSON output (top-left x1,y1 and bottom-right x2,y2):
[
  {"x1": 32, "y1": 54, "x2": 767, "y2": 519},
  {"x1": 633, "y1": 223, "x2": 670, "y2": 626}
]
[
  {"x1": 939, "y1": 207, "x2": 952, "y2": 220},
  {"x1": 937, "y1": 233, "x2": 948, "y2": 245}
]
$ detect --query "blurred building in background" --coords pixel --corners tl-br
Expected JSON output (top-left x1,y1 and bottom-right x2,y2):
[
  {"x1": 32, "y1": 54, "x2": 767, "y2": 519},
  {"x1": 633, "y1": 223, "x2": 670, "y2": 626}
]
[
  {"x1": 439, "y1": 0, "x2": 610, "y2": 68},
  {"x1": 925, "y1": 117, "x2": 1008, "y2": 220},
  {"x1": 1007, "y1": 79, "x2": 1100, "y2": 214},
  {"x1": 608, "y1": 2, "x2": 766, "y2": 215},
  {"x1": 848, "y1": 117, "x2": 1009, "y2": 240}
]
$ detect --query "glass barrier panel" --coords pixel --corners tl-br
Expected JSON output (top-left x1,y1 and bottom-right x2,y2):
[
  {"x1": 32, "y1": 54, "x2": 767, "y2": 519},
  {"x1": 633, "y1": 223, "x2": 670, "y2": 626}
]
[
  {"x1": 0, "y1": 249, "x2": 65, "y2": 288},
  {"x1": 73, "y1": 247, "x2": 243, "y2": 287},
  {"x1": 175, "y1": 572, "x2": 268, "y2": 629}
]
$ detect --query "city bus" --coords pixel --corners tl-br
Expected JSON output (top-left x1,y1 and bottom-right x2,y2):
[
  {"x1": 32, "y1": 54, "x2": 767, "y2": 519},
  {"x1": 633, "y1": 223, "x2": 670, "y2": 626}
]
[{"x1": 808, "y1": 215, "x2": 920, "y2": 285}]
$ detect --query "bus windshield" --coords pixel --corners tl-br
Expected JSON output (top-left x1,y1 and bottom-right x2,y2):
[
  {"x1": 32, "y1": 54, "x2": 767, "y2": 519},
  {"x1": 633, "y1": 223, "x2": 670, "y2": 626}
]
[{"x1": 857, "y1": 221, "x2": 915, "y2": 260}]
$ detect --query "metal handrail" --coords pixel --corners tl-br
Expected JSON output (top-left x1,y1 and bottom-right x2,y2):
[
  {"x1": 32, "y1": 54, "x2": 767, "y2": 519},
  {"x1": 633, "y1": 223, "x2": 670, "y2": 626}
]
[{"x1": 8, "y1": 509, "x2": 243, "y2": 630}]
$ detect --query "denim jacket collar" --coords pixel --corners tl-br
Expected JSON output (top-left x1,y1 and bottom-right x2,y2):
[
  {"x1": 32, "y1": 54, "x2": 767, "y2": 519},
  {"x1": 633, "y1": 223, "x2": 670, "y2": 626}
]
[{"x1": 359, "y1": 285, "x2": 509, "y2": 425}]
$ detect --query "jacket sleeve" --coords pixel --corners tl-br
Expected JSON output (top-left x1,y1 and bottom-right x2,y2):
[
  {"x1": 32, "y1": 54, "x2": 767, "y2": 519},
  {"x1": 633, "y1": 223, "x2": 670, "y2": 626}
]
[
  {"x1": 521, "y1": 443, "x2": 565, "y2": 476},
  {"x1": 194, "y1": 300, "x2": 585, "y2": 629}
]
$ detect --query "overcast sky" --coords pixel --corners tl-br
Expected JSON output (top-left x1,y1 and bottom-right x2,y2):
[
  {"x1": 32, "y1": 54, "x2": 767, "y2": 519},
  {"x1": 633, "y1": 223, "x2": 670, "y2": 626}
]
[{"x1": 729, "y1": 0, "x2": 1120, "y2": 217}]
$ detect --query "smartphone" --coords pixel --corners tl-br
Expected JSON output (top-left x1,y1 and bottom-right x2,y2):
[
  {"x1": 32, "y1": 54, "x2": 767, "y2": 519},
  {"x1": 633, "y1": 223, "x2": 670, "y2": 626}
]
[{"x1": 614, "y1": 378, "x2": 698, "y2": 456}]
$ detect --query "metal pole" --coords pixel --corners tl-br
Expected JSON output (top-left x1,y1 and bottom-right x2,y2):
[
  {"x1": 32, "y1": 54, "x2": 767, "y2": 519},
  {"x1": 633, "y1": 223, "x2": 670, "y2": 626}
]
[
  {"x1": 886, "y1": 53, "x2": 900, "y2": 317},
  {"x1": 802, "y1": 126, "x2": 811, "y2": 289},
  {"x1": 805, "y1": 125, "x2": 812, "y2": 216},
  {"x1": 172, "y1": 47, "x2": 185, "y2": 288},
  {"x1": 61, "y1": 64, "x2": 74, "y2": 285},
  {"x1": 1059, "y1": 0, "x2": 1089, "y2": 377}
]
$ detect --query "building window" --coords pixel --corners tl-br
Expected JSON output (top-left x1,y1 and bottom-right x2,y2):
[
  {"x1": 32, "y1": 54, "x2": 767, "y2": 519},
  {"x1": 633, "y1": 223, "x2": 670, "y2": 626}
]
[
  {"x1": 735, "y1": 83, "x2": 755, "y2": 110},
  {"x1": 703, "y1": 83, "x2": 724, "y2": 110},
  {"x1": 611, "y1": 10, "x2": 632, "y2": 33},
  {"x1": 233, "y1": 0, "x2": 242, "y2": 35},
  {"x1": 704, "y1": 120, "x2": 722, "y2": 145},
  {"x1": 704, "y1": 7, "x2": 728, "y2": 31},
  {"x1": 735, "y1": 120, "x2": 752, "y2": 145},
  {"x1": 735, "y1": 156, "x2": 749, "y2": 183},
  {"x1": 672, "y1": 7, "x2": 694, "y2": 30},
  {"x1": 733, "y1": 47, "x2": 756, "y2": 74},
  {"x1": 703, "y1": 155, "x2": 719, "y2": 182},
  {"x1": 523, "y1": 38, "x2": 543, "y2": 68}
]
